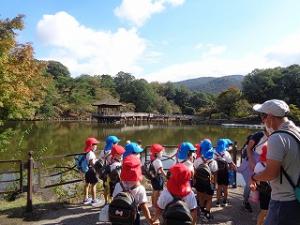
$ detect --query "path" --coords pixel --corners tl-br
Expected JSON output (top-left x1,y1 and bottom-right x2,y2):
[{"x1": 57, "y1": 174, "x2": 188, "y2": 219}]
[{"x1": 0, "y1": 187, "x2": 259, "y2": 225}]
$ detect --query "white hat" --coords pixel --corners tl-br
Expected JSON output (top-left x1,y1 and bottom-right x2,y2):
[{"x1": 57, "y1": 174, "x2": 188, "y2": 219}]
[{"x1": 253, "y1": 99, "x2": 290, "y2": 117}]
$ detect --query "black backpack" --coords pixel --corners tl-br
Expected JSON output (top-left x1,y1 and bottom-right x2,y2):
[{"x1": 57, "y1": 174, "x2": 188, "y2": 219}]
[
  {"x1": 109, "y1": 183, "x2": 137, "y2": 225},
  {"x1": 215, "y1": 153, "x2": 229, "y2": 175},
  {"x1": 142, "y1": 160, "x2": 157, "y2": 180},
  {"x1": 109, "y1": 166, "x2": 122, "y2": 184},
  {"x1": 194, "y1": 161, "x2": 212, "y2": 185},
  {"x1": 162, "y1": 194, "x2": 193, "y2": 225},
  {"x1": 94, "y1": 159, "x2": 110, "y2": 181}
]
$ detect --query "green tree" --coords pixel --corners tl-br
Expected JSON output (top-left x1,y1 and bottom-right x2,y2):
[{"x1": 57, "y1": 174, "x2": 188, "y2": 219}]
[
  {"x1": 216, "y1": 87, "x2": 242, "y2": 118},
  {"x1": 46, "y1": 60, "x2": 70, "y2": 79},
  {"x1": 0, "y1": 15, "x2": 48, "y2": 119}
]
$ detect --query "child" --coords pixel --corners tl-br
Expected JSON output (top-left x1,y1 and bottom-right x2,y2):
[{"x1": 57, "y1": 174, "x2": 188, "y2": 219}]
[
  {"x1": 215, "y1": 138, "x2": 237, "y2": 207},
  {"x1": 150, "y1": 144, "x2": 167, "y2": 208},
  {"x1": 153, "y1": 163, "x2": 198, "y2": 225},
  {"x1": 194, "y1": 139, "x2": 218, "y2": 221},
  {"x1": 252, "y1": 144, "x2": 271, "y2": 225},
  {"x1": 108, "y1": 144, "x2": 125, "y2": 198},
  {"x1": 177, "y1": 142, "x2": 197, "y2": 176},
  {"x1": 123, "y1": 142, "x2": 144, "y2": 159},
  {"x1": 99, "y1": 135, "x2": 120, "y2": 164},
  {"x1": 112, "y1": 154, "x2": 154, "y2": 225},
  {"x1": 83, "y1": 137, "x2": 100, "y2": 204}
]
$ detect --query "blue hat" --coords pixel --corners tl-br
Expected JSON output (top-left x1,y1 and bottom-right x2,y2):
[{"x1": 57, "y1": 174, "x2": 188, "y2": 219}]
[
  {"x1": 178, "y1": 142, "x2": 196, "y2": 161},
  {"x1": 123, "y1": 142, "x2": 144, "y2": 158},
  {"x1": 216, "y1": 138, "x2": 232, "y2": 154},
  {"x1": 104, "y1": 135, "x2": 120, "y2": 151},
  {"x1": 203, "y1": 149, "x2": 214, "y2": 160},
  {"x1": 200, "y1": 139, "x2": 213, "y2": 152}
]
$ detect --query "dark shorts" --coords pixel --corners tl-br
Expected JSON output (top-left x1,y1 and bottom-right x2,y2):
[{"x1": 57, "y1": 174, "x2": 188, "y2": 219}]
[
  {"x1": 265, "y1": 200, "x2": 300, "y2": 225},
  {"x1": 151, "y1": 175, "x2": 164, "y2": 191},
  {"x1": 259, "y1": 192, "x2": 271, "y2": 210},
  {"x1": 217, "y1": 171, "x2": 229, "y2": 186},
  {"x1": 195, "y1": 180, "x2": 214, "y2": 196},
  {"x1": 85, "y1": 167, "x2": 98, "y2": 184}
]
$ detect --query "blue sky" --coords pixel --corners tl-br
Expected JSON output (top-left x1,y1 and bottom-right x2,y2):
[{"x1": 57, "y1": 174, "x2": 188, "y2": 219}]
[{"x1": 2, "y1": 0, "x2": 300, "y2": 82}]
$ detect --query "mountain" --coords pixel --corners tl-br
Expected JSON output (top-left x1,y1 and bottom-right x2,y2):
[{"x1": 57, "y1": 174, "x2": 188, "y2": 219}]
[{"x1": 175, "y1": 75, "x2": 244, "y2": 94}]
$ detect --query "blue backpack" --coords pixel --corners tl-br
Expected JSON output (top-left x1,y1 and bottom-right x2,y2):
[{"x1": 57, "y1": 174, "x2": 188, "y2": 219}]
[{"x1": 75, "y1": 154, "x2": 89, "y2": 173}]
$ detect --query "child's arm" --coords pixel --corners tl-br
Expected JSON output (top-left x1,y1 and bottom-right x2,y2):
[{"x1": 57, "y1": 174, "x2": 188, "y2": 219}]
[
  {"x1": 151, "y1": 207, "x2": 162, "y2": 224},
  {"x1": 229, "y1": 162, "x2": 237, "y2": 171},
  {"x1": 140, "y1": 203, "x2": 154, "y2": 225},
  {"x1": 158, "y1": 167, "x2": 167, "y2": 177}
]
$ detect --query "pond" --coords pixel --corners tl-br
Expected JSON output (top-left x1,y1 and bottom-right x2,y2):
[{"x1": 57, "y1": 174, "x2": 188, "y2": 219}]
[{"x1": 0, "y1": 121, "x2": 261, "y2": 191}]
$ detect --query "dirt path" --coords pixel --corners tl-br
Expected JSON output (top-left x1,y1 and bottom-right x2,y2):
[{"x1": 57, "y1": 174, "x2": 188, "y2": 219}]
[{"x1": 0, "y1": 187, "x2": 259, "y2": 225}]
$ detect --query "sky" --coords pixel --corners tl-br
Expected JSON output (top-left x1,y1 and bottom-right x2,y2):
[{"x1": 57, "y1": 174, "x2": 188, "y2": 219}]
[{"x1": 2, "y1": 0, "x2": 300, "y2": 82}]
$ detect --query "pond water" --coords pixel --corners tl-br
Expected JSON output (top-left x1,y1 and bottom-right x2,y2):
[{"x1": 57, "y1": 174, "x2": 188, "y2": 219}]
[{"x1": 0, "y1": 121, "x2": 261, "y2": 190}]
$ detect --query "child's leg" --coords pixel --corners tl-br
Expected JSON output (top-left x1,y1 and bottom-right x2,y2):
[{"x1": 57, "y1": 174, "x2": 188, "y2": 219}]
[
  {"x1": 198, "y1": 192, "x2": 206, "y2": 211},
  {"x1": 84, "y1": 183, "x2": 90, "y2": 200},
  {"x1": 91, "y1": 183, "x2": 97, "y2": 200},
  {"x1": 223, "y1": 185, "x2": 228, "y2": 201},
  {"x1": 257, "y1": 209, "x2": 268, "y2": 225},
  {"x1": 216, "y1": 184, "x2": 222, "y2": 202},
  {"x1": 152, "y1": 190, "x2": 160, "y2": 208},
  {"x1": 205, "y1": 194, "x2": 213, "y2": 212}
]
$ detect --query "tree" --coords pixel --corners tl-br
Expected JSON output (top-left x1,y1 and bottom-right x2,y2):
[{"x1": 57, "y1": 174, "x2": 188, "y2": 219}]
[
  {"x1": 216, "y1": 87, "x2": 242, "y2": 118},
  {"x1": 0, "y1": 15, "x2": 48, "y2": 119},
  {"x1": 46, "y1": 60, "x2": 70, "y2": 79}
]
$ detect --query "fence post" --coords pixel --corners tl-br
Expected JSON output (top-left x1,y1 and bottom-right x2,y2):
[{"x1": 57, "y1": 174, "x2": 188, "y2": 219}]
[
  {"x1": 20, "y1": 161, "x2": 23, "y2": 193},
  {"x1": 26, "y1": 151, "x2": 33, "y2": 212},
  {"x1": 232, "y1": 142, "x2": 238, "y2": 188}
]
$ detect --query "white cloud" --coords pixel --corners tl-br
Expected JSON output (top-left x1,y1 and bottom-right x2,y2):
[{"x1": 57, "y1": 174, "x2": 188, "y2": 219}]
[
  {"x1": 143, "y1": 33, "x2": 300, "y2": 82},
  {"x1": 36, "y1": 11, "x2": 147, "y2": 76},
  {"x1": 114, "y1": 0, "x2": 185, "y2": 27}
]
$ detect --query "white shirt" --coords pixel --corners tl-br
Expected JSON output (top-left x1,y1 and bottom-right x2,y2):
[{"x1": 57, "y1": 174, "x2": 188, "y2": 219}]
[
  {"x1": 110, "y1": 160, "x2": 122, "y2": 171},
  {"x1": 157, "y1": 188, "x2": 197, "y2": 210},
  {"x1": 254, "y1": 161, "x2": 266, "y2": 174},
  {"x1": 178, "y1": 159, "x2": 194, "y2": 175},
  {"x1": 152, "y1": 158, "x2": 163, "y2": 174},
  {"x1": 194, "y1": 157, "x2": 218, "y2": 173},
  {"x1": 254, "y1": 134, "x2": 268, "y2": 155},
  {"x1": 214, "y1": 151, "x2": 233, "y2": 164},
  {"x1": 86, "y1": 151, "x2": 97, "y2": 165},
  {"x1": 113, "y1": 182, "x2": 148, "y2": 206}
]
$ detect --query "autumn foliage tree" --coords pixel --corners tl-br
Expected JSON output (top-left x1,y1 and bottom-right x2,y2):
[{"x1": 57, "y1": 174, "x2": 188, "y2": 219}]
[{"x1": 0, "y1": 15, "x2": 48, "y2": 119}]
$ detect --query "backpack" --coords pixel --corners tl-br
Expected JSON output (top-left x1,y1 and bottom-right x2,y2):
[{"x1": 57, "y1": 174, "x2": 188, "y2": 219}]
[
  {"x1": 109, "y1": 183, "x2": 137, "y2": 225},
  {"x1": 194, "y1": 161, "x2": 212, "y2": 185},
  {"x1": 75, "y1": 154, "x2": 89, "y2": 173},
  {"x1": 162, "y1": 194, "x2": 192, "y2": 225},
  {"x1": 257, "y1": 163, "x2": 272, "y2": 195},
  {"x1": 109, "y1": 166, "x2": 122, "y2": 184},
  {"x1": 273, "y1": 129, "x2": 300, "y2": 203},
  {"x1": 215, "y1": 153, "x2": 229, "y2": 175},
  {"x1": 94, "y1": 159, "x2": 110, "y2": 181},
  {"x1": 141, "y1": 161, "x2": 157, "y2": 180}
]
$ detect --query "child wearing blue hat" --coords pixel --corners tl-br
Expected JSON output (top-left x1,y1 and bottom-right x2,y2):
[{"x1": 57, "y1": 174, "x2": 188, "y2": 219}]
[
  {"x1": 123, "y1": 142, "x2": 144, "y2": 159},
  {"x1": 214, "y1": 138, "x2": 237, "y2": 207},
  {"x1": 99, "y1": 135, "x2": 120, "y2": 165},
  {"x1": 177, "y1": 142, "x2": 197, "y2": 176},
  {"x1": 194, "y1": 139, "x2": 218, "y2": 222}
]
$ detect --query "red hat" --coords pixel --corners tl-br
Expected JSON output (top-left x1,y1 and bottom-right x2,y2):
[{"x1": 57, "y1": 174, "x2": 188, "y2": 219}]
[
  {"x1": 150, "y1": 144, "x2": 164, "y2": 160},
  {"x1": 84, "y1": 137, "x2": 100, "y2": 152},
  {"x1": 260, "y1": 144, "x2": 268, "y2": 162},
  {"x1": 167, "y1": 163, "x2": 192, "y2": 198},
  {"x1": 195, "y1": 143, "x2": 201, "y2": 158},
  {"x1": 120, "y1": 154, "x2": 142, "y2": 182},
  {"x1": 111, "y1": 144, "x2": 125, "y2": 158}
]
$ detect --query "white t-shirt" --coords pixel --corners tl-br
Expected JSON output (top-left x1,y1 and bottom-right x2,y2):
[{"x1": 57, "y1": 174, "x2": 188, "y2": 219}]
[
  {"x1": 113, "y1": 182, "x2": 148, "y2": 206},
  {"x1": 86, "y1": 151, "x2": 97, "y2": 165},
  {"x1": 178, "y1": 159, "x2": 194, "y2": 175},
  {"x1": 152, "y1": 158, "x2": 163, "y2": 174},
  {"x1": 254, "y1": 161, "x2": 266, "y2": 174},
  {"x1": 214, "y1": 151, "x2": 233, "y2": 164},
  {"x1": 194, "y1": 157, "x2": 218, "y2": 173},
  {"x1": 99, "y1": 150, "x2": 112, "y2": 164},
  {"x1": 110, "y1": 160, "x2": 122, "y2": 171},
  {"x1": 157, "y1": 188, "x2": 197, "y2": 210}
]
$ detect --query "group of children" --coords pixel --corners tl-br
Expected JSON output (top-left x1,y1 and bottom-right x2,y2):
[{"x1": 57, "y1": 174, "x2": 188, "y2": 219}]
[{"x1": 81, "y1": 135, "x2": 240, "y2": 225}]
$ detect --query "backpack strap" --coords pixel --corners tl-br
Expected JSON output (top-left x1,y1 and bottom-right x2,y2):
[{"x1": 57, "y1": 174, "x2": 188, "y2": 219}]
[{"x1": 272, "y1": 129, "x2": 300, "y2": 188}]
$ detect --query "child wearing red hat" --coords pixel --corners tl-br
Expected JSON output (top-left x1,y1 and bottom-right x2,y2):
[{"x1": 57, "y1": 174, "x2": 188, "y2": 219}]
[
  {"x1": 150, "y1": 144, "x2": 167, "y2": 208},
  {"x1": 83, "y1": 137, "x2": 100, "y2": 205},
  {"x1": 153, "y1": 163, "x2": 197, "y2": 225},
  {"x1": 107, "y1": 144, "x2": 125, "y2": 198},
  {"x1": 112, "y1": 154, "x2": 154, "y2": 225},
  {"x1": 251, "y1": 144, "x2": 271, "y2": 225}
]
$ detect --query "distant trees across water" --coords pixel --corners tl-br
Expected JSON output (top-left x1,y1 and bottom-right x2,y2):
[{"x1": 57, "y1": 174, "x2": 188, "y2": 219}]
[{"x1": 1, "y1": 15, "x2": 300, "y2": 123}]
